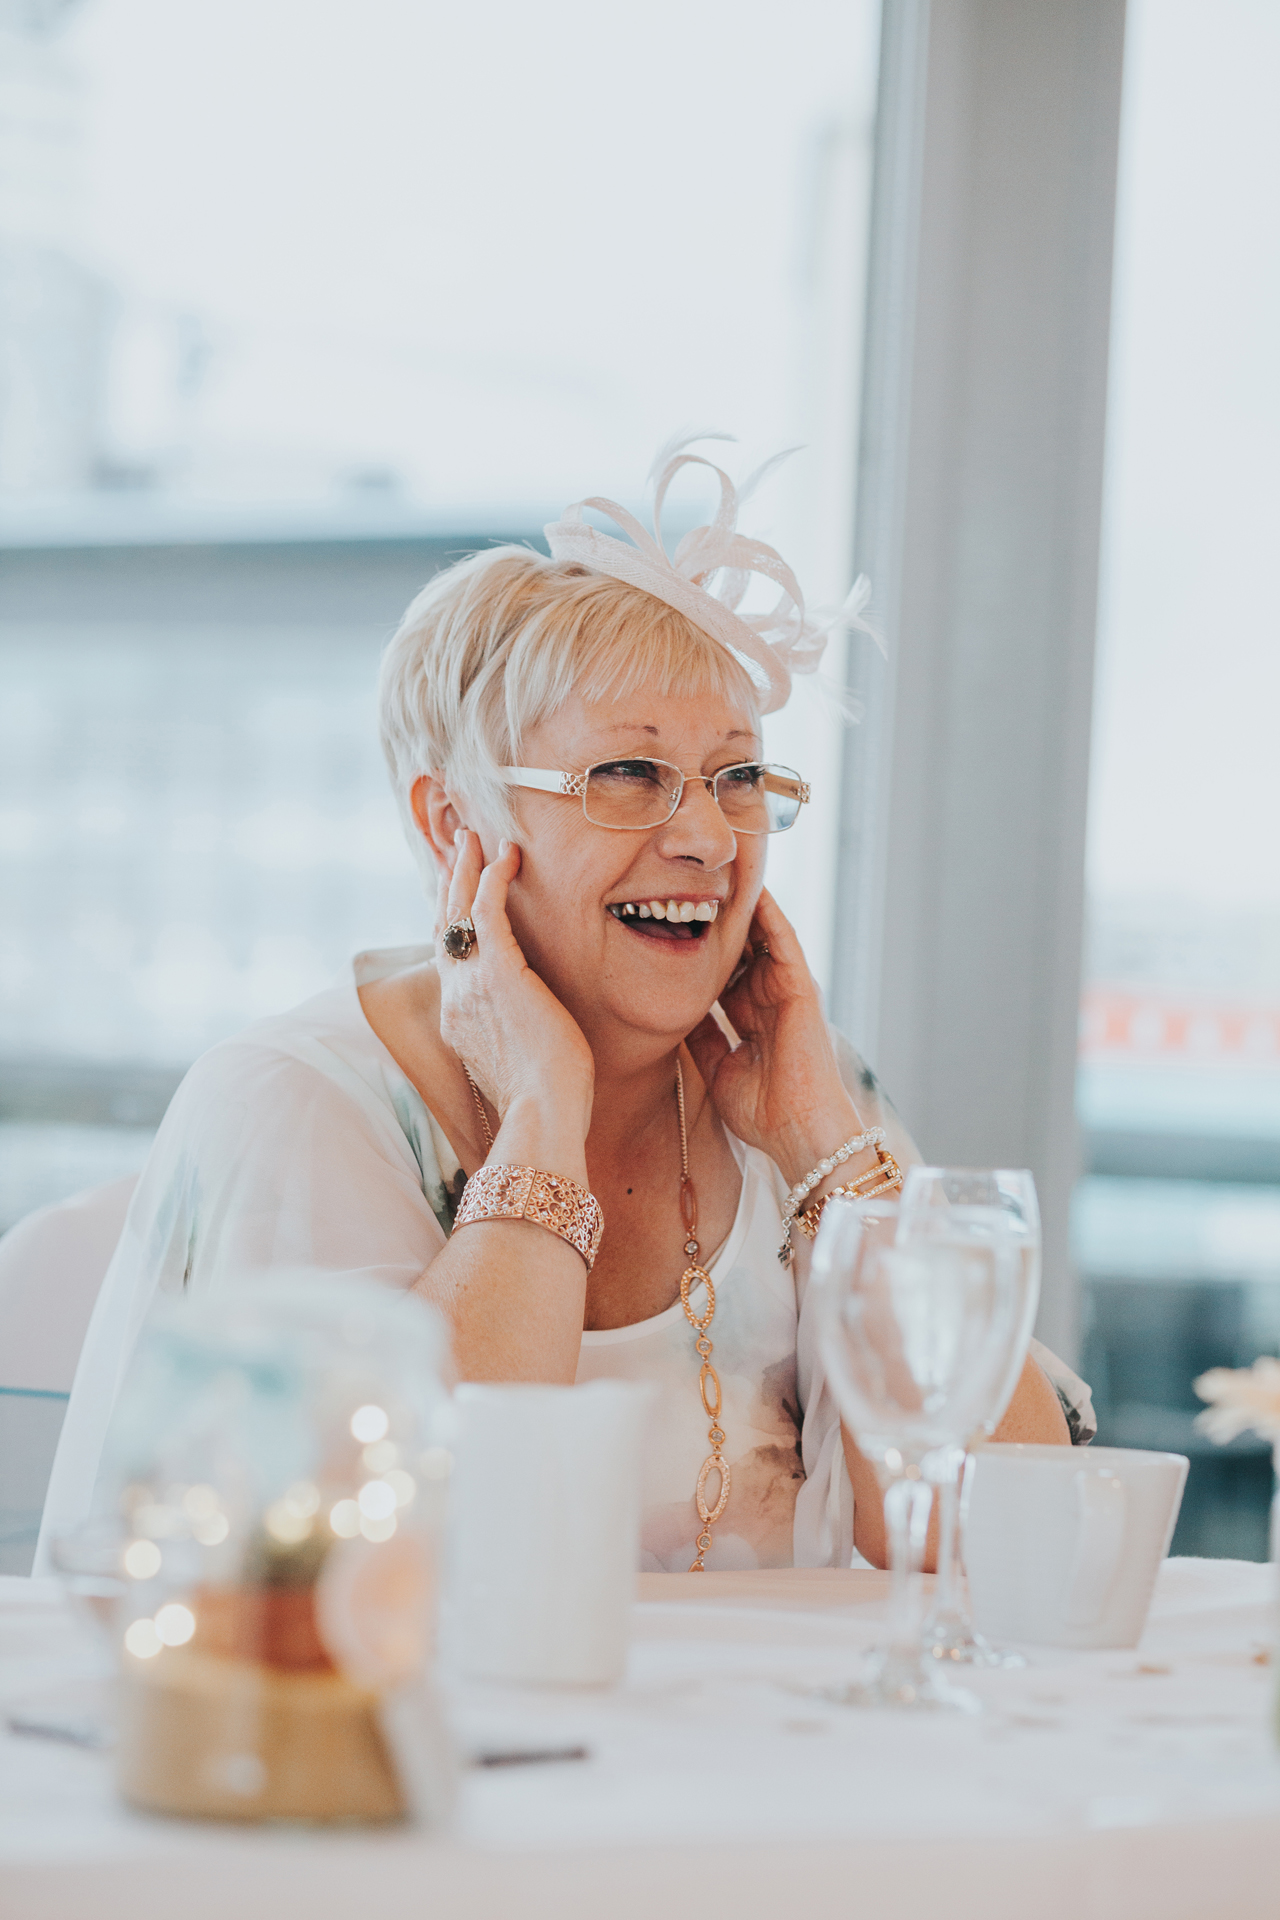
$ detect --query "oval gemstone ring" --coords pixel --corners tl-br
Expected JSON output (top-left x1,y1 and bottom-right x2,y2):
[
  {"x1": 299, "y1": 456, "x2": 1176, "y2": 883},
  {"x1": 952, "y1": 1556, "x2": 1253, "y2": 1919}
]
[{"x1": 442, "y1": 916, "x2": 477, "y2": 961}]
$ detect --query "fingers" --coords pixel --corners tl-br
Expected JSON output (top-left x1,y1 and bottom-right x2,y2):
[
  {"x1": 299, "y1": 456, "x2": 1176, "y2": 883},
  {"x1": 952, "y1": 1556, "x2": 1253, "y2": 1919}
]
[
  {"x1": 724, "y1": 945, "x2": 754, "y2": 993},
  {"x1": 441, "y1": 833, "x2": 520, "y2": 926},
  {"x1": 444, "y1": 829, "x2": 485, "y2": 926},
  {"x1": 468, "y1": 838, "x2": 523, "y2": 956},
  {"x1": 684, "y1": 1013, "x2": 732, "y2": 1089},
  {"x1": 436, "y1": 836, "x2": 516, "y2": 1079},
  {"x1": 747, "y1": 888, "x2": 805, "y2": 967},
  {"x1": 437, "y1": 833, "x2": 526, "y2": 978},
  {"x1": 719, "y1": 890, "x2": 811, "y2": 1009},
  {"x1": 718, "y1": 889, "x2": 814, "y2": 1038}
]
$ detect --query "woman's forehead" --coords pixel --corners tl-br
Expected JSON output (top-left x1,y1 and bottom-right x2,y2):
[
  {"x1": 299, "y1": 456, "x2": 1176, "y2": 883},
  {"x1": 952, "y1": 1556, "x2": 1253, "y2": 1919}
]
[{"x1": 535, "y1": 690, "x2": 763, "y2": 759}]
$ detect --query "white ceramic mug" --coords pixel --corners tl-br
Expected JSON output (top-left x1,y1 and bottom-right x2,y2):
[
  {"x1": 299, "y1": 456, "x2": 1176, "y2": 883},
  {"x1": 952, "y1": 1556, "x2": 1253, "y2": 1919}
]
[
  {"x1": 965, "y1": 1443, "x2": 1188, "y2": 1649},
  {"x1": 441, "y1": 1380, "x2": 651, "y2": 1687}
]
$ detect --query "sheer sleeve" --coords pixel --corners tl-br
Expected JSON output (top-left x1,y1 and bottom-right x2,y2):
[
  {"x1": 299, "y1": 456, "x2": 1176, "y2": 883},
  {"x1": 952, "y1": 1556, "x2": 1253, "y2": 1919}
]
[
  {"x1": 164, "y1": 1039, "x2": 450, "y2": 1294},
  {"x1": 36, "y1": 1031, "x2": 451, "y2": 1569}
]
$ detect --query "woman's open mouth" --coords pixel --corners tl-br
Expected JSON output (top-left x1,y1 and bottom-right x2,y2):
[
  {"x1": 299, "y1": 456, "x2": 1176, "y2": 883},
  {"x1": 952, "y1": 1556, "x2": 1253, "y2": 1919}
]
[{"x1": 606, "y1": 899, "x2": 719, "y2": 942}]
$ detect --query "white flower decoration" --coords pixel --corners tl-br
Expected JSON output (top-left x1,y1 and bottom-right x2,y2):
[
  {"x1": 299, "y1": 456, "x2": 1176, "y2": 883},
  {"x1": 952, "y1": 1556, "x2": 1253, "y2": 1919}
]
[
  {"x1": 1194, "y1": 1357, "x2": 1280, "y2": 1444},
  {"x1": 545, "y1": 432, "x2": 879, "y2": 715}
]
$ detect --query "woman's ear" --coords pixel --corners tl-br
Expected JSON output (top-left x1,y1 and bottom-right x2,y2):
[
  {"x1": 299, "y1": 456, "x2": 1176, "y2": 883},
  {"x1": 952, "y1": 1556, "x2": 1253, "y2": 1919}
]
[{"x1": 410, "y1": 773, "x2": 467, "y2": 881}]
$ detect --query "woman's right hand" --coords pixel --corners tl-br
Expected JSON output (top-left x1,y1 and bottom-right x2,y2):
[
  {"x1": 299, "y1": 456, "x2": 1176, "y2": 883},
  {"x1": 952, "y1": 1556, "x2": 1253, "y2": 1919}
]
[
  {"x1": 435, "y1": 831, "x2": 595, "y2": 1132},
  {"x1": 420, "y1": 830, "x2": 594, "y2": 1384}
]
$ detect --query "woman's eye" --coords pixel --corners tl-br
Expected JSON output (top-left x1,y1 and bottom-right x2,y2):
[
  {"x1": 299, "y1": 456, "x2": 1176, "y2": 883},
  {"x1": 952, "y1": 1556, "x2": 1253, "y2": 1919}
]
[
  {"x1": 594, "y1": 760, "x2": 664, "y2": 786},
  {"x1": 719, "y1": 764, "x2": 764, "y2": 789}
]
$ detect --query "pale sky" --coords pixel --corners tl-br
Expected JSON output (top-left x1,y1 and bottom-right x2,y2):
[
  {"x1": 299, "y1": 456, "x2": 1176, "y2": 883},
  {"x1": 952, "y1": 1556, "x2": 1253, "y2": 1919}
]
[
  {"x1": 1087, "y1": 0, "x2": 1280, "y2": 913},
  {"x1": 64, "y1": 0, "x2": 878, "y2": 510}
]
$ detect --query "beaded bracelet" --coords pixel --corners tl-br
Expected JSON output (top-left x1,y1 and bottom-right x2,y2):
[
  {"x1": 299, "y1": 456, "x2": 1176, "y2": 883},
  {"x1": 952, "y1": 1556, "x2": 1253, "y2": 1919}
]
[
  {"x1": 776, "y1": 1127, "x2": 887, "y2": 1267},
  {"x1": 454, "y1": 1164, "x2": 605, "y2": 1273}
]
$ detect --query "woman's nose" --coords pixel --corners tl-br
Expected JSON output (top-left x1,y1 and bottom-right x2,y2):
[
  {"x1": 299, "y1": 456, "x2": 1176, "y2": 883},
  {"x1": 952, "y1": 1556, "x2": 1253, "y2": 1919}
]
[{"x1": 656, "y1": 777, "x2": 737, "y2": 864}]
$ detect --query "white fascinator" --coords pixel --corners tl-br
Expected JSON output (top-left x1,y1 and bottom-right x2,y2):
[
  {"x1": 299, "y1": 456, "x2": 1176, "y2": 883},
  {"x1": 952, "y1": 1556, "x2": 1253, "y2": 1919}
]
[{"x1": 544, "y1": 432, "x2": 877, "y2": 716}]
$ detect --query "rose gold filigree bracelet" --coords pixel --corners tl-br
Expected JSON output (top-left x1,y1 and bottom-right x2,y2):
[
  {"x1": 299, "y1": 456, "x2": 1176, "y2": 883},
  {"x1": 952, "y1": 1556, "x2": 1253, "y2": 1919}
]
[
  {"x1": 453, "y1": 1164, "x2": 605, "y2": 1273},
  {"x1": 454, "y1": 1069, "x2": 604, "y2": 1272}
]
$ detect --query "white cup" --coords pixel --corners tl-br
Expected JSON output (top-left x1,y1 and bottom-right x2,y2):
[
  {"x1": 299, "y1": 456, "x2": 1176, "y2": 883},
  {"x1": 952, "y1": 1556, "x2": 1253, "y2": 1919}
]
[
  {"x1": 441, "y1": 1380, "x2": 651, "y2": 1688},
  {"x1": 965, "y1": 1443, "x2": 1188, "y2": 1649}
]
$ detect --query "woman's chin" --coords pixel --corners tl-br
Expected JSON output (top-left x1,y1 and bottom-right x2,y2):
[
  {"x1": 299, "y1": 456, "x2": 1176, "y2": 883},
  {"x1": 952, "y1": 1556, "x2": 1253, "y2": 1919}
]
[
  {"x1": 525, "y1": 914, "x2": 741, "y2": 1044},
  {"x1": 595, "y1": 939, "x2": 730, "y2": 1035}
]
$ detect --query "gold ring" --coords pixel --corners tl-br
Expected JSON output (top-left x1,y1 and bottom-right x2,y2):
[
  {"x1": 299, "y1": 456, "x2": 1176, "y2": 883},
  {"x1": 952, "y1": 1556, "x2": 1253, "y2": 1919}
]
[{"x1": 442, "y1": 916, "x2": 477, "y2": 961}]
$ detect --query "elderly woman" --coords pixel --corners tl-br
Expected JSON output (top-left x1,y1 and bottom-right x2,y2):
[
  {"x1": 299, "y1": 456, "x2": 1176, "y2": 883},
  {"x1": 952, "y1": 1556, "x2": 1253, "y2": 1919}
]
[{"x1": 46, "y1": 442, "x2": 1088, "y2": 1573}]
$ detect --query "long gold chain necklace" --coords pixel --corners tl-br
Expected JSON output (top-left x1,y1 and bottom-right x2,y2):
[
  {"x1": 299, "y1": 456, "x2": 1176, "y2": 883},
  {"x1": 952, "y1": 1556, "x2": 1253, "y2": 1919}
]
[
  {"x1": 462, "y1": 1057, "x2": 730, "y2": 1574},
  {"x1": 675, "y1": 1057, "x2": 729, "y2": 1572}
]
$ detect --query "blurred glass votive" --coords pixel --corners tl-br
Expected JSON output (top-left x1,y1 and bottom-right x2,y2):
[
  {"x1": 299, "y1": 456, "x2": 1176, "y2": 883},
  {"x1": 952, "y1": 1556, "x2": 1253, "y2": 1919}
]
[{"x1": 87, "y1": 1275, "x2": 455, "y2": 1825}]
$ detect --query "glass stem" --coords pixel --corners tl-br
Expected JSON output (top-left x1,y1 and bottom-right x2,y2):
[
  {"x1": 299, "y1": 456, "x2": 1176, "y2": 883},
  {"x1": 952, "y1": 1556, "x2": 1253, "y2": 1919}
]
[
  {"x1": 909, "y1": 1477, "x2": 933, "y2": 1584},
  {"x1": 931, "y1": 1448, "x2": 963, "y2": 1622},
  {"x1": 884, "y1": 1472, "x2": 933, "y2": 1654},
  {"x1": 883, "y1": 1475, "x2": 913, "y2": 1651}
]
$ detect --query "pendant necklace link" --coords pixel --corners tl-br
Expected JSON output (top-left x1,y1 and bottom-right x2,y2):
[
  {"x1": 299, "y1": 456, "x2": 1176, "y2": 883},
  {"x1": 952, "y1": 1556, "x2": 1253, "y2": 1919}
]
[
  {"x1": 676, "y1": 1057, "x2": 730, "y2": 1571},
  {"x1": 470, "y1": 1054, "x2": 728, "y2": 1569}
]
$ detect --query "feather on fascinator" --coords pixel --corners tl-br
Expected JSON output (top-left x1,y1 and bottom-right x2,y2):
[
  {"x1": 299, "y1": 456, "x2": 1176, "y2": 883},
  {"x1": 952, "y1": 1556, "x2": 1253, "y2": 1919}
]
[{"x1": 544, "y1": 433, "x2": 878, "y2": 716}]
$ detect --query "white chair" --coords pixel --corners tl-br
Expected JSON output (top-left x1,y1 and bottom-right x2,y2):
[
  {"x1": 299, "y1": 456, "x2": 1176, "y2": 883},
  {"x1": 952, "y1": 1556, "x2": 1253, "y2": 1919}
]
[{"x1": 0, "y1": 1177, "x2": 137, "y2": 1575}]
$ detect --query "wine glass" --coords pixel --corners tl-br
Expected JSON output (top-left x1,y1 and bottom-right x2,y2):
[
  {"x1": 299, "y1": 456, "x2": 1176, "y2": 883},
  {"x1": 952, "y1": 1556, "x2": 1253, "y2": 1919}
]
[
  {"x1": 811, "y1": 1196, "x2": 1022, "y2": 1710},
  {"x1": 896, "y1": 1168, "x2": 1041, "y2": 1667}
]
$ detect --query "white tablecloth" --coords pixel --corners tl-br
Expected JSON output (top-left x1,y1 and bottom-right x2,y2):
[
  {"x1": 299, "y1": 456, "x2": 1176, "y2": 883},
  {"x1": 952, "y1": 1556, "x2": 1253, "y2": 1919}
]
[{"x1": 2, "y1": 1559, "x2": 1277, "y2": 1920}]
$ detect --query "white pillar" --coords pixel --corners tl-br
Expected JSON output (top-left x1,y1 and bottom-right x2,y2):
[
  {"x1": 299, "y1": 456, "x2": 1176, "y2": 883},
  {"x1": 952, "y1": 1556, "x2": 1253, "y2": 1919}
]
[{"x1": 832, "y1": 0, "x2": 1127, "y2": 1361}]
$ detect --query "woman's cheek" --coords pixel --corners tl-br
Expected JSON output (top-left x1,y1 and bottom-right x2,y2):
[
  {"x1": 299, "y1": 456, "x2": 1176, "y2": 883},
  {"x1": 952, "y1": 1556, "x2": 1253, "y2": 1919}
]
[{"x1": 732, "y1": 858, "x2": 766, "y2": 922}]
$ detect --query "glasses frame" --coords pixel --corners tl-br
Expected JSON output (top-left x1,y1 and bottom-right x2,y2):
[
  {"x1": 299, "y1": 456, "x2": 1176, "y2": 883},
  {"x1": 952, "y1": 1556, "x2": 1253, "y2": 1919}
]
[{"x1": 499, "y1": 759, "x2": 811, "y2": 835}]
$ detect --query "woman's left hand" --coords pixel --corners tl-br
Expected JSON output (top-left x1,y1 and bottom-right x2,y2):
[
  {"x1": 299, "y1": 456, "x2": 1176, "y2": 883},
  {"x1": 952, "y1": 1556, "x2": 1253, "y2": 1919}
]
[{"x1": 684, "y1": 888, "x2": 867, "y2": 1189}]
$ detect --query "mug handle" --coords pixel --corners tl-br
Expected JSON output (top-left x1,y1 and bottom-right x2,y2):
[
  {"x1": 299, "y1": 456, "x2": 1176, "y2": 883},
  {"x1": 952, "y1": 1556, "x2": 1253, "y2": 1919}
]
[{"x1": 1063, "y1": 1469, "x2": 1127, "y2": 1627}]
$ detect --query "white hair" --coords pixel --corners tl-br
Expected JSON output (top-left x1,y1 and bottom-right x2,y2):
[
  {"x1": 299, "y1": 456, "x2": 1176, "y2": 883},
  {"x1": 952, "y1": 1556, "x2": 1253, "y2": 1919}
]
[{"x1": 377, "y1": 545, "x2": 760, "y2": 892}]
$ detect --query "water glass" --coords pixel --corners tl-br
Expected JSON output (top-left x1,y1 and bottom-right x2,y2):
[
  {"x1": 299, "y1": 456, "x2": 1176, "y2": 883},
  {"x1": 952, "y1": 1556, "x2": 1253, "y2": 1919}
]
[
  {"x1": 812, "y1": 1197, "x2": 1022, "y2": 1709},
  {"x1": 897, "y1": 1168, "x2": 1041, "y2": 1666}
]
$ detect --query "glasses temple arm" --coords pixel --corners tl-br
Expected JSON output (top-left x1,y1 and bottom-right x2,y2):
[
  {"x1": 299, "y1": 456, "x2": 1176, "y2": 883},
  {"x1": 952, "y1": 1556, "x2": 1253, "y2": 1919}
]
[{"x1": 500, "y1": 767, "x2": 573, "y2": 795}]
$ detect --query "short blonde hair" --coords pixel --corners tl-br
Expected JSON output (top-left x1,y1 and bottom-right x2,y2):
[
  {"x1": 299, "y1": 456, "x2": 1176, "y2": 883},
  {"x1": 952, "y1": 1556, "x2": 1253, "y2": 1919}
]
[{"x1": 378, "y1": 545, "x2": 760, "y2": 890}]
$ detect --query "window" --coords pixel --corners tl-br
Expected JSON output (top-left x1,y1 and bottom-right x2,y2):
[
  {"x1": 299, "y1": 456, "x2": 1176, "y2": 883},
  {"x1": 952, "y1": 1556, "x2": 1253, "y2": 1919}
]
[
  {"x1": 1079, "y1": 0, "x2": 1280, "y2": 1556},
  {"x1": 0, "y1": 0, "x2": 881, "y2": 1230}
]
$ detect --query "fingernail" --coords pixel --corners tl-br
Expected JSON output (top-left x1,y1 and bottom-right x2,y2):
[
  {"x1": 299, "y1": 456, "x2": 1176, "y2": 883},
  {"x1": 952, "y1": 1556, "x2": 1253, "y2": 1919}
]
[
  {"x1": 454, "y1": 829, "x2": 465, "y2": 847},
  {"x1": 499, "y1": 838, "x2": 511, "y2": 856}
]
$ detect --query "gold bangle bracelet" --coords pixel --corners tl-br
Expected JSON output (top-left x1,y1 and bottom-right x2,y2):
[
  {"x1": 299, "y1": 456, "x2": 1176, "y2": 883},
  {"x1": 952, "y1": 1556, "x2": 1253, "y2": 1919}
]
[
  {"x1": 795, "y1": 1151, "x2": 904, "y2": 1241},
  {"x1": 453, "y1": 1163, "x2": 605, "y2": 1272}
]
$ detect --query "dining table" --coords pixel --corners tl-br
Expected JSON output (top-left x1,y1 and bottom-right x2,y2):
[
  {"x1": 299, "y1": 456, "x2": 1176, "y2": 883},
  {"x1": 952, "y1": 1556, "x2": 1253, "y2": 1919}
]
[{"x1": 1, "y1": 1556, "x2": 1277, "y2": 1920}]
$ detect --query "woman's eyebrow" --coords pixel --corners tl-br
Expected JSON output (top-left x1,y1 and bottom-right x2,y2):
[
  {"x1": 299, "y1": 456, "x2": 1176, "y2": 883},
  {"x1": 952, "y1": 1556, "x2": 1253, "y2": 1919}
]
[{"x1": 598, "y1": 723, "x2": 760, "y2": 744}]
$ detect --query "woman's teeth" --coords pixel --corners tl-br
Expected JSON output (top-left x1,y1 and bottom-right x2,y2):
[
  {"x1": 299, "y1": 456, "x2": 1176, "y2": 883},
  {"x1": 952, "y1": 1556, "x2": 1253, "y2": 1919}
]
[{"x1": 607, "y1": 900, "x2": 719, "y2": 923}]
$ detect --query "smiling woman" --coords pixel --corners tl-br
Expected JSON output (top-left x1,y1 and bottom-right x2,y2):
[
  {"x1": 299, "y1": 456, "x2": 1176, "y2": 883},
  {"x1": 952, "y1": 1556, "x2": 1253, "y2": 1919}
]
[{"x1": 41, "y1": 442, "x2": 1083, "y2": 1577}]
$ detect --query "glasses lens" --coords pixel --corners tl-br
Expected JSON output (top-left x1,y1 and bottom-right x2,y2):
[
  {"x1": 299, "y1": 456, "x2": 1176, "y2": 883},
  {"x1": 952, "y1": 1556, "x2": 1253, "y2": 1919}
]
[
  {"x1": 712, "y1": 763, "x2": 807, "y2": 833},
  {"x1": 584, "y1": 759, "x2": 683, "y2": 829}
]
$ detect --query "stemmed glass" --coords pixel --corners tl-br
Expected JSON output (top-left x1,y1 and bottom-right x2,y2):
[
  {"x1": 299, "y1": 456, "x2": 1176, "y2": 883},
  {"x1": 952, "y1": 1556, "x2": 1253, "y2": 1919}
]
[
  {"x1": 897, "y1": 1169, "x2": 1041, "y2": 1667},
  {"x1": 811, "y1": 1196, "x2": 1023, "y2": 1710}
]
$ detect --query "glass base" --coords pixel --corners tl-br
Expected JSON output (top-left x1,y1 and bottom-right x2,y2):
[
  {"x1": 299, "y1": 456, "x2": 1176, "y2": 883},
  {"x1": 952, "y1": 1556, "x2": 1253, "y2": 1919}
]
[
  {"x1": 819, "y1": 1646, "x2": 980, "y2": 1713},
  {"x1": 923, "y1": 1613, "x2": 1024, "y2": 1670}
]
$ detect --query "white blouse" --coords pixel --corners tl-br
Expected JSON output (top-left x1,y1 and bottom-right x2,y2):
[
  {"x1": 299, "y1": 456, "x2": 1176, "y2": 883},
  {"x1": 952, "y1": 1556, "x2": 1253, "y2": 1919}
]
[
  {"x1": 578, "y1": 1137, "x2": 812, "y2": 1572},
  {"x1": 37, "y1": 946, "x2": 1092, "y2": 1574}
]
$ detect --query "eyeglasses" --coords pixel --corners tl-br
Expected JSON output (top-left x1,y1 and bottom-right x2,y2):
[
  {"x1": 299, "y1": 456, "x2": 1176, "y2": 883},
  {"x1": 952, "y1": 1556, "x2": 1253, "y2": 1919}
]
[{"x1": 500, "y1": 759, "x2": 810, "y2": 834}]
